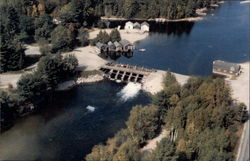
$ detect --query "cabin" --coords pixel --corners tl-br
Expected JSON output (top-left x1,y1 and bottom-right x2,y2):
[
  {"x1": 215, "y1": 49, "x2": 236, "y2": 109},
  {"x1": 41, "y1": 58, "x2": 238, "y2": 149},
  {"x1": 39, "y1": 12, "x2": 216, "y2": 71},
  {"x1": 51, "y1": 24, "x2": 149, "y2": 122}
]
[
  {"x1": 114, "y1": 41, "x2": 123, "y2": 52},
  {"x1": 212, "y1": 60, "x2": 241, "y2": 77},
  {"x1": 108, "y1": 41, "x2": 116, "y2": 54},
  {"x1": 133, "y1": 22, "x2": 141, "y2": 30},
  {"x1": 96, "y1": 40, "x2": 134, "y2": 55},
  {"x1": 96, "y1": 42, "x2": 108, "y2": 53},
  {"x1": 124, "y1": 21, "x2": 150, "y2": 32},
  {"x1": 141, "y1": 22, "x2": 150, "y2": 32},
  {"x1": 125, "y1": 21, "x2": 134, "y2": 30},
  {"x1": 119, "y1": 40, "x2": 134, "y2": 52}
]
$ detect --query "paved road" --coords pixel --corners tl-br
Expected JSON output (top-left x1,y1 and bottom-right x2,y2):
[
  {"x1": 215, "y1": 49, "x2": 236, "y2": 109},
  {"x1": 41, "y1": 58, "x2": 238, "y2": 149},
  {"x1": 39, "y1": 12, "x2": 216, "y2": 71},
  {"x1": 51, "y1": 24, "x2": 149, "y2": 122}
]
[{"x1": 236, "y1": 115, "x2": 250, "y2": 161}]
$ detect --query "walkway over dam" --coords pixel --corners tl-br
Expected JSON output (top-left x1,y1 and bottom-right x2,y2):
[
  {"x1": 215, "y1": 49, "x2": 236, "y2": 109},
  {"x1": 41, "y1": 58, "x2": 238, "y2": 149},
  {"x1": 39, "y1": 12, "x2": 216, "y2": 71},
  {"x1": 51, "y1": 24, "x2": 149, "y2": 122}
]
[{"x1": 99, "y1": 63, "x2": 156, "y2": 83}]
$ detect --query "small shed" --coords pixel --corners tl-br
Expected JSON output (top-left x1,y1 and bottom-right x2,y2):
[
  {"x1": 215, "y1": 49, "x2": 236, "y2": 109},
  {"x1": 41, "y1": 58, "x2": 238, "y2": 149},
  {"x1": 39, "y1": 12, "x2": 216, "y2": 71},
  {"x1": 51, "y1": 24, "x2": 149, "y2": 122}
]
[
  {"x1": 108, "y1": 41, "x2": 116, "y2": 53},
  {"x1": 96, "y1": 42, "x2": 108, "y2": 53},
  {"x1": 125, "y1": 21, "x2": 134, "y2": 30},
  {"x1": 114, "y1": 41, "x2": 123, "y2": 52},
  {"x1": 213, "y1": 60, "x2": 241, "y2": 76},
  {"x1": 141, "y1": 22, "x2": 150, "y2": 32},
  {"x1": 119, "y1": 40, "x2": 134, "y2": 52},
  {"x1": 133, "y1": 22, "x2": 141, "y2": 30}
]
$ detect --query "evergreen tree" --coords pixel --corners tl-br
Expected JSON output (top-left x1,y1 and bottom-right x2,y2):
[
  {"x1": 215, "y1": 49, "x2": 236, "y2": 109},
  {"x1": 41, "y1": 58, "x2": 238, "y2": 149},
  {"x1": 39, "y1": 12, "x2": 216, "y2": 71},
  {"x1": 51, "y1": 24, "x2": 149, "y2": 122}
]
[
  {"x1": 51, "y1": 25, "x2": 76, "y2": 53},
  {"x1": 34, "y1": 14, "x2": 54, "y2": 41},
  {"x1": 110, "y1": 29, "x2": 121, "y2": 42}
]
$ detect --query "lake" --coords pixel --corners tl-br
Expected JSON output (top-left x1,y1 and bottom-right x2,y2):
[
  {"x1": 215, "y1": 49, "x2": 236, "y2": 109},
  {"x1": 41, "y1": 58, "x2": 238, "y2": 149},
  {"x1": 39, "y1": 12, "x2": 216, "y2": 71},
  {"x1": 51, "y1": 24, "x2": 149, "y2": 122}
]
[
  {"x1": 115, "y1": 1, "x2": 250, "y2": 76},
  {"x1": 0, "y1": 1, "x2": 249, "y2": 161}
]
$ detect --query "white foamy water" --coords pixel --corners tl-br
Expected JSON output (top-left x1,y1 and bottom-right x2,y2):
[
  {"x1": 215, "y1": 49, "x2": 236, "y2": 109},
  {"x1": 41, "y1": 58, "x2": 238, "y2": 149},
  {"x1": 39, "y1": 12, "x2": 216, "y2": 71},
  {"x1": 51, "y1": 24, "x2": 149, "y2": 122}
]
[
  {"x1": 86, "y1": 105, "x2": 96, "y2": 112},
  {"x1": 118, "y1": 82, "x2": 141, "y2": 102}
]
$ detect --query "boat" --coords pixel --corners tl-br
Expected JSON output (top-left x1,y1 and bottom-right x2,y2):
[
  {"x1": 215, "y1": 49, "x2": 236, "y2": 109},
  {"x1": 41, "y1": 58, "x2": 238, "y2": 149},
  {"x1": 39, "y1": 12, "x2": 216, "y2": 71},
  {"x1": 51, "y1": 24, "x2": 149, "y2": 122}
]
[{"x1": 138, "y1": 48, "x2": 146, "y2": 52}]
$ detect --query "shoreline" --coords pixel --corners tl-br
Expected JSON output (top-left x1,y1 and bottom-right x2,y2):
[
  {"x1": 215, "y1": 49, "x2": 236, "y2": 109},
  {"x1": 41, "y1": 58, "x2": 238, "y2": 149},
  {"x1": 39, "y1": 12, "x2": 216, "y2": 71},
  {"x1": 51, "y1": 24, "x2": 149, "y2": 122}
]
[
  {"x1": 240, "y1": 0, "x2": 250, "y2": 4},
  {"x1": 101, "y1": 16, "x2": 204, "y2": 22},
  {"x1": 100, "y1": 3, "x2": 222, "y2": 23},
  {"x1": 142, "y1": 70, "x2": 189, "y2": 95},
  {"x1": 101, "y1": 1, "x2": 225, "y2": 23}
]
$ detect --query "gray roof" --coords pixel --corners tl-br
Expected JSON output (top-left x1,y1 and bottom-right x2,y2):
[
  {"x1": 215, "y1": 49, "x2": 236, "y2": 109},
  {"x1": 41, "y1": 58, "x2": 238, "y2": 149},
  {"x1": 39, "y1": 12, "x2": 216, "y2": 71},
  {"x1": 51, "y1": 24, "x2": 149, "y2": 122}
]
[
  {"x1": 213, "y1": 60, "x2": 240, "y2": 73},
  {"x1": 108, "y1": 41, "x2": 116, "y2": 50},
  {"x1": 114, "y1": 41, "x2": 122, "y2": 47},
  {"x1": 96, "y1": 42, "x2": 104, "y2": 49},
  {"x1": 108, "y1": 41, "x2": 114, "y2": 46},
  {"x1": 96, "y1": 42, "x2": 108, "y2": 50},
  {"x1": 119, "y1": 39, "x2": 132, "y2": 47},
  {"x1": 141, "y1": 21, "x2": 149, "y2": 27},
  {"x1": 133, "y1": 22, "x2": 141, "y2": 27}
]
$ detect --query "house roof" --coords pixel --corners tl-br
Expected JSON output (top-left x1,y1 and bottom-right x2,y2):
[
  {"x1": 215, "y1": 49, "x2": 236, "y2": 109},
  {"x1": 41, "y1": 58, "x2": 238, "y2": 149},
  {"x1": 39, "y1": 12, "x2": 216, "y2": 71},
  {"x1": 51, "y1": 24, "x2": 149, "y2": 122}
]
[
  {"x1": 96, "y1": 42, "x2": 104, "y2": 48},
  {"x1": 96, "y1": 42, "x2": 108, "y2": 49},
  {"x1": 108, "y1": 41, "x2": 114, "y2": 46},
  {"x1": 213, "y1": 60, "x2": 240, "y2": 73},
  {"x1": 114, "y1": 41, "x2": 122, "y2": 47},
  {"x1": 141, "y1": 21, "x2": 149, "y2": 27},
  {"x1": 125, "y1": 21, "x2": 133, "y2": 25},
  {"x1": 133, "y1": 22, "x2": 141, "y2": 27},
  {"x1": 108, "y1": 41, "x2": 116, "y2": 50},
  {"x1": 119, "y1": 39, "x2": 132, "y2": 46}
]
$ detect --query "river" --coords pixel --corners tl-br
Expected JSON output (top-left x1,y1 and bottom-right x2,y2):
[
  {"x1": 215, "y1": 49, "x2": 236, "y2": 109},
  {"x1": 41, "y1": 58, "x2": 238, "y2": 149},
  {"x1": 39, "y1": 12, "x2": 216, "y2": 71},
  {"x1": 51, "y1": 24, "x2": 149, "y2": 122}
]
[{"x1": 0, "y1": 1, "x2": 249, "y2": 161}]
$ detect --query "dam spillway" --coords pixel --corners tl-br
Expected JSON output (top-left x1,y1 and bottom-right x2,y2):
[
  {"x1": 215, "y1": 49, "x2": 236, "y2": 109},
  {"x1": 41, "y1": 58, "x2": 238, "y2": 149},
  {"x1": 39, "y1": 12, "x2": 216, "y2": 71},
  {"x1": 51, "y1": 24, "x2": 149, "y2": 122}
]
[{"x1": 99, "y1": 63, "x2": 156, "y2": 83}]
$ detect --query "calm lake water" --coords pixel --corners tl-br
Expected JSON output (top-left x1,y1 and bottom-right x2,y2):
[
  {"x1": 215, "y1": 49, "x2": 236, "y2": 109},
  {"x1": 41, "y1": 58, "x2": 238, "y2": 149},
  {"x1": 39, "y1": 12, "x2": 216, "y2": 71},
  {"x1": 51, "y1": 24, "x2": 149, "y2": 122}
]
[
  {"x1": 0, "y1": 1, "x2": 249, "y2": 161},
  {"x1": 116, "y1": 1, "x2": 250, "y2": 76}
]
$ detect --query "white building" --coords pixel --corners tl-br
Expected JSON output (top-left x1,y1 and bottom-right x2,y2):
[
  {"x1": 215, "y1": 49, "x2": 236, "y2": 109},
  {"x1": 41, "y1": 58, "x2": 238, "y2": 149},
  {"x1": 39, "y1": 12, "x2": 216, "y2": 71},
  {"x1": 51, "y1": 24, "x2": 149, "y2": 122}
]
[
  {"x1": 141, "y1": 22, "x2": 150, "y2": 32},
  {"x1": 124, "y1": 21, "x2": 134, "y2": 30}
]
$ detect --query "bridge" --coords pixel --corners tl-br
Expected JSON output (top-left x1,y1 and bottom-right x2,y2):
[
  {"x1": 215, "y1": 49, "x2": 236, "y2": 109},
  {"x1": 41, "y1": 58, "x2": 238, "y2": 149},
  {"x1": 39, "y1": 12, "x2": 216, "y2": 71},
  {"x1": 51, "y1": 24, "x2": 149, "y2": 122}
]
[{"x1": 99, "y1": 62, "x2": 156, "y2": 83}]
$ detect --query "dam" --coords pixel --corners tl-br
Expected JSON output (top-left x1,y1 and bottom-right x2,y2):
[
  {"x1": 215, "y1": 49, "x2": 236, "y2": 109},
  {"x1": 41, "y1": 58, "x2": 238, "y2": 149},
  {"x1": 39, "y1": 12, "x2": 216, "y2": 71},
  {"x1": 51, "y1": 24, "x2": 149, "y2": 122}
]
[{"x1": 99, "y1": 62, "x2": 156, "y2": 83}]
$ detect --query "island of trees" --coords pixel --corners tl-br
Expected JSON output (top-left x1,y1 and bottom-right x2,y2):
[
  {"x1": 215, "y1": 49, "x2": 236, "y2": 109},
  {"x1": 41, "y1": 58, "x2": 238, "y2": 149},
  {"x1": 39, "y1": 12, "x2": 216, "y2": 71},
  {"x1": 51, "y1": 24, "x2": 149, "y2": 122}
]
[{"x1": 86, "y1": 72, "x2": 247, "y2": 161}]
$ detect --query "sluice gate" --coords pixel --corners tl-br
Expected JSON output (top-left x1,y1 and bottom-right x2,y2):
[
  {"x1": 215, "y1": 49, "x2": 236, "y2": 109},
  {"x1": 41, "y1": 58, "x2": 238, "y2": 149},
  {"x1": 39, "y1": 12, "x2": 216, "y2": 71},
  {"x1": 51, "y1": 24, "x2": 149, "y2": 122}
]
[{"x1": 99, "y1": 63, "x2": 156, "y2": 83}]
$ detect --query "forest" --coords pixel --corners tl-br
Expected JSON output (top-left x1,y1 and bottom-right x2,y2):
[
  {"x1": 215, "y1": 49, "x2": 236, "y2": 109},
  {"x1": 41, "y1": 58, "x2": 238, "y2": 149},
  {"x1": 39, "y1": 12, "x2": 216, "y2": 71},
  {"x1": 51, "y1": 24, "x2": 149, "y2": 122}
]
[{"x1": 86, "y1": 72, "x2": 247, "y2": 161}]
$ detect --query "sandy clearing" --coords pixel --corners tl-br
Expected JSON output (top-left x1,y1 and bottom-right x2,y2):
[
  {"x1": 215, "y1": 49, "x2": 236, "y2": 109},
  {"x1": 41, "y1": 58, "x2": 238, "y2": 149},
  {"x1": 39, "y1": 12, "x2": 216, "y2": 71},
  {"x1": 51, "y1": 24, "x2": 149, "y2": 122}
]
[
  {"x1": 0, "y1": 74, "x2": 22, "y2": 89},
  {"x1": 227, "y1": 62, "x2": 249, "y2": 110},
  {"x1": 64, "y1": 46, "x2": 107, "y2": 71},
  {"x1": 89, "y1": 29, "x2": 149, "y2": 44},
  {"x1": 76, "y1": 74, "x2": 104, "y2": 84},
  {"x1": 140, "y1": 129, "x2": 168, "y2": 153},
  {"x1": 24, "y1": 45, "x2": 41, "y2": 56},
  {"x1": 142, "y1": 70, "x2": 189, "y2": 95}
]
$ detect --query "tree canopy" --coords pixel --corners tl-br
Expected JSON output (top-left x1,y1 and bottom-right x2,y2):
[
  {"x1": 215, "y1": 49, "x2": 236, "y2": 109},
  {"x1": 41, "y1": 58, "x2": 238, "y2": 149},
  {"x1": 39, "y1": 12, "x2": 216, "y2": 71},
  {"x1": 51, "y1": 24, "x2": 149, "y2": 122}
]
[{"x1": 86, "y1": 72, "x2": 247, "y2": 161}]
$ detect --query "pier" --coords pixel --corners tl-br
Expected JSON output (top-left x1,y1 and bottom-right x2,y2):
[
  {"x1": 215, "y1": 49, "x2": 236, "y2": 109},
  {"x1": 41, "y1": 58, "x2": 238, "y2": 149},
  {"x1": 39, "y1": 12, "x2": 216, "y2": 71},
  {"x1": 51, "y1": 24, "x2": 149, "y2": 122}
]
[{"x1": 99, "y1": 62, "x2": 156, "y2": 83}]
